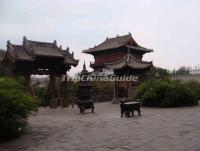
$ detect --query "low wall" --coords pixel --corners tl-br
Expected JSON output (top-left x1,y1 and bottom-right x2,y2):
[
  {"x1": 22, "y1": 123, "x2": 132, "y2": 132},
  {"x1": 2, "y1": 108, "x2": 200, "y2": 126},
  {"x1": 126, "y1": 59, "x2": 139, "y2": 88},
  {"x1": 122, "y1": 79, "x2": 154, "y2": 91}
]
[{"x1": 171, "y1": 75, "x2": 200, "y2": 82}]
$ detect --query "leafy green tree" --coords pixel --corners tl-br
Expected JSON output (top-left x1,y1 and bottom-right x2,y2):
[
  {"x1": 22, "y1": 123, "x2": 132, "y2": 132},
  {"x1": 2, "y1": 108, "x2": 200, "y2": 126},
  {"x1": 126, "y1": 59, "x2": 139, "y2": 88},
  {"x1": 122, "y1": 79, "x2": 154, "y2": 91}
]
[
  {"x1": 176, "y1": 66, "x2": 191, "y2": 75},
  {"x1": 134, "y1": 79, "x2": 199, "y2": 107},
  {"x1": 0, "y1": 78, "x2": 37, "y2": 141}
]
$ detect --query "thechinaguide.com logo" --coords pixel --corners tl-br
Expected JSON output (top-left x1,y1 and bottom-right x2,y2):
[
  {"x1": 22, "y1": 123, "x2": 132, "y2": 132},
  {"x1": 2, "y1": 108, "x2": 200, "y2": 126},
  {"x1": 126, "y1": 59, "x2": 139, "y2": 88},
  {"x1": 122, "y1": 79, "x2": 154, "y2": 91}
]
[{"x1": 66, "y1": 75, "x2": 138, "y2": 82}]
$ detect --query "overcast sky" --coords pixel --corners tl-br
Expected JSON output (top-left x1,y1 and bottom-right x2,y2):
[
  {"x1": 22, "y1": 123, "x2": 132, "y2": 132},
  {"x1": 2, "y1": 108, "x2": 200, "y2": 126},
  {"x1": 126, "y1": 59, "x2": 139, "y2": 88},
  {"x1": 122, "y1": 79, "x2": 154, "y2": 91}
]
[{"x1": 1, "y1": 0, "x2": 200, "y2": 75}]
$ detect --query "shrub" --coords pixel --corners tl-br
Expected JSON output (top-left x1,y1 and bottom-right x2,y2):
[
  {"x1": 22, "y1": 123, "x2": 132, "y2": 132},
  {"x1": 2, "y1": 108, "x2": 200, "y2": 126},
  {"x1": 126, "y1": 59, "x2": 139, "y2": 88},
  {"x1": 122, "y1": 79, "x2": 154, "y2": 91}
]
[
  {"x1": 186, "y1": 80, "x2": 200, "y2": 101},
  {"x1": 134, "y1": 79, "x2": 199, "y2": 107},
  {"x1": 0, "y1": 78, "x2": 37, "y2": 141}
]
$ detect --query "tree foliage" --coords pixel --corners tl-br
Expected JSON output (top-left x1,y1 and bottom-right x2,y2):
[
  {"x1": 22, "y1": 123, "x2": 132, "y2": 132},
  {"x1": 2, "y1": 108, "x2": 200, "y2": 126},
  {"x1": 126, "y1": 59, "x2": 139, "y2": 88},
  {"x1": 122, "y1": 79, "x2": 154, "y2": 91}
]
[
  {"x1": 0, "y1": 78, "x2": 37, "y2": 141},
  {"x1": 175, "y1": 66, "x2": 191, "y2": 75},
  {"x1": 134, "y1": 79, "x2": 199, "y2": 107}
]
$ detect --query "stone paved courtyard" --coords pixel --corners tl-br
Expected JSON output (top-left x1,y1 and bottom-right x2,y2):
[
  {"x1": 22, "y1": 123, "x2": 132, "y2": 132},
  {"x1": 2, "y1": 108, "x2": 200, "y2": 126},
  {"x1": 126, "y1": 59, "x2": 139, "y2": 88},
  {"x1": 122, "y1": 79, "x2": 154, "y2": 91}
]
[{"x1": 0, "y1": 102, "x2": 200, "y2": 151}]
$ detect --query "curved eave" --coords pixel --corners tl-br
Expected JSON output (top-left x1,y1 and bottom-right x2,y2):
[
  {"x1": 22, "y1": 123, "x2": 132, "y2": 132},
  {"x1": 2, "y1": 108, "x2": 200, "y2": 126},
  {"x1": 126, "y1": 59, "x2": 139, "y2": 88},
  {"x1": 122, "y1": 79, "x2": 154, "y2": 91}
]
[
  {"x1": 82, "y1": 43, "x2": 125, "y2": 54},
  {"x1": 83, "y1": 47, "x2": 120, "y2": 54},
  {"x1": 105, "y1": 53, "x2": 153, "y2": 70},
  {"x1": 83, "y1": 47, "x2": 153, "y2": 55},
  {"x1": 72, "y1": 59, "x2": 79, "y2": 67},
  {"x1": 2, "y1": 51, "x2": 16, "y2": 65},
  {"x1": 107, "y1": 62, "x2": 152, "y2": 70},
  {"x1": 64, "y1": 59, "x2": 79, "y2": 67},
  {"x1": 125, "y1": 45, "x2": 153, "y2": 53}
]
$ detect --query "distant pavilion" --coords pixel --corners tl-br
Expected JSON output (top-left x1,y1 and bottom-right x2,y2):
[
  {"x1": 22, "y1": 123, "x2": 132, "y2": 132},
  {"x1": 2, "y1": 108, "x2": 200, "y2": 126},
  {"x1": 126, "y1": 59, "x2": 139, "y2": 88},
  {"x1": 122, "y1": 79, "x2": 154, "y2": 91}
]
[{"x1": 83, "y1": 33, "x2": 153, "y2": 101}]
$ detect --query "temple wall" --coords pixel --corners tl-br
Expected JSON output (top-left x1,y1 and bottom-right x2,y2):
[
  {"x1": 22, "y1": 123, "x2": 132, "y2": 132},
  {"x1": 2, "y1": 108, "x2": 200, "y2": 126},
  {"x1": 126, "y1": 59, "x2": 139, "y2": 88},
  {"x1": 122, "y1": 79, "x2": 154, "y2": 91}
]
[
  {"x1": 93, "y1": 49, "x2": 144, "y2": 66},
  {"x1": 94, "y1": 51, "x2": 126, "y2": 65},
  {"x1": 131, "y1": 52, "x2": 143, "y2": 60},
  {"x1": 171, "y1": 75, "x2": 200, "y2": 83}
]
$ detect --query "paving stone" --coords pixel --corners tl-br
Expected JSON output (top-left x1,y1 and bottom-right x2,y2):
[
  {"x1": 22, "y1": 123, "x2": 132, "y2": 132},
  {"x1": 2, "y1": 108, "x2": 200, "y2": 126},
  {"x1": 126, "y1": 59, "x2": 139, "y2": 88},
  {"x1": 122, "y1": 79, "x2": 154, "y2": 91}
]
[{"x1": 0, "y1": 102, "x2": 200, "y2": 151}]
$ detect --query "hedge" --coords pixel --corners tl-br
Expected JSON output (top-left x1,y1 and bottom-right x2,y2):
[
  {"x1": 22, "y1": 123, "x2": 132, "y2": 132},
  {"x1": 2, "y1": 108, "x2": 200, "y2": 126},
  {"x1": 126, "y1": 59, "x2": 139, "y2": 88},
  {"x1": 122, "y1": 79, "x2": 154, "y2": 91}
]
[
  {"x1": 134, "y1": 79, "x2": 199, "y2": 107},
  {"x1": 0, "y1": 78, "x2": 37, "y2": 141}
]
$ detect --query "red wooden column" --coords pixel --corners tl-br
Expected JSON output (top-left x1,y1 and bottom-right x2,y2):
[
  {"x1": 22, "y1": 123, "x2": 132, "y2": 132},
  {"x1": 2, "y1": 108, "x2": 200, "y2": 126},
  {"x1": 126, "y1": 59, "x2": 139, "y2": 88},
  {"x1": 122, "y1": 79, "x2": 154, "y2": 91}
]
[{"x1": 47, "y1": 74, "x2": 63, "y2": 108}]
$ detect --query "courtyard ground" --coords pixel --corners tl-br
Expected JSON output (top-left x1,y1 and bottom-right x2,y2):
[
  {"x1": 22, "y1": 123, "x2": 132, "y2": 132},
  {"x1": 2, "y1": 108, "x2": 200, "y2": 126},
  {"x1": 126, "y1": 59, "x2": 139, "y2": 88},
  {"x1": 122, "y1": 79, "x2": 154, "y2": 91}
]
[{"x1": 0, "y1": 102, "x2": 200, "y2": 151}]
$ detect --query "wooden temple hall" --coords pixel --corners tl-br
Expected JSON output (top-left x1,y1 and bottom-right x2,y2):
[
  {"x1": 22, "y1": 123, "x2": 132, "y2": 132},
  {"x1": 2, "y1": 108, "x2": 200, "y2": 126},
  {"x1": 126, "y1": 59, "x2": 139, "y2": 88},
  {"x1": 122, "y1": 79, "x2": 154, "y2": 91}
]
[
  {"x1": 2, "y1": 37, "x2": 78, "y2": 107},
  {"x1": 2, "y1": 33, "x2": 153, "y2": 106},
  {"x1": 83, "y1": 33, "x2": 153, "y2": 102}
]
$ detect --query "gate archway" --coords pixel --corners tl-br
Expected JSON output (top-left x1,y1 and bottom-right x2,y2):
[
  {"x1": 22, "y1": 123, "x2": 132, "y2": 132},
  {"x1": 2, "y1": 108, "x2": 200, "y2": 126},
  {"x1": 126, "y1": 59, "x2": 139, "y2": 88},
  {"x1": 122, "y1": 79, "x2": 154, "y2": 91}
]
[{"x1": 2, "y1": 37, "x2": 79, "y2": 108}]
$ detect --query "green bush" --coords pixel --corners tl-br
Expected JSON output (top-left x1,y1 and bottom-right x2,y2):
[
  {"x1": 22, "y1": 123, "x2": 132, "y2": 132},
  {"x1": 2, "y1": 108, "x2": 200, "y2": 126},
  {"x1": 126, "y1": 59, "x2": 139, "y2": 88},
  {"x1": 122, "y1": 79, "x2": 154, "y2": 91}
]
[
  {"x1": 0, "y1": 78, "x2": 37, "y2": 141},
  {"x1": 186, "y1": 80, "x2": 200, "y2": 101},
  {"x1": 134, "y1": 79, "x2": 199, "y2": 107}
]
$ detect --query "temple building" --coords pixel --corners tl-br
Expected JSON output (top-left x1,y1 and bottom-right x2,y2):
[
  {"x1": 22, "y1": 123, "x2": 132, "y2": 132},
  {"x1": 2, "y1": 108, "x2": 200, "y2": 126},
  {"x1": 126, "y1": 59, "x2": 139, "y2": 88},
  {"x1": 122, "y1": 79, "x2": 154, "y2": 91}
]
[
  {"x1": 2, "y1": 37, "x2": 78, "y2": 76},
  {"x1": 83, "y1": 33, "x2": 153, "y2": 101},
  {"x1": 2, "y1": 37, "x2": 78, "y2": 107}
]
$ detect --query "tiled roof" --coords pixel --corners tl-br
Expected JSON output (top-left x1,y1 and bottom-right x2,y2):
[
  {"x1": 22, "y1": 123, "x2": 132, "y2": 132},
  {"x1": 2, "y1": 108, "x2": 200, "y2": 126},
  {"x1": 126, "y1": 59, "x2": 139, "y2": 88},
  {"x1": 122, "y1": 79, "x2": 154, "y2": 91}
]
[
  {"x1": 61, "y1": 51, "x2": 79, "y2": 66},
  {"x1": 12, "y1": 45, "x2": 34, "y2": 61},
  {"x1": 126, "y1": 45, "x2": 153, "y2": 53},
  {"x1": 31, "y1": 45, "x2": 63, "y2": 57},
  {"x1": 105, "y1": 53, "x2": 152, "y2": 70},
  {"x1": 26, "y1": 40, "x2": 63, "y2": 57},
  {"x1": 83, "y1": 33, "x2": 152, "y2": 53},
  {"x1": 3, "y1": 37, "x2": 78, "y2": 66},
  {"x1": 83, "y1": 34, "x2": 132, "y2": 53}
]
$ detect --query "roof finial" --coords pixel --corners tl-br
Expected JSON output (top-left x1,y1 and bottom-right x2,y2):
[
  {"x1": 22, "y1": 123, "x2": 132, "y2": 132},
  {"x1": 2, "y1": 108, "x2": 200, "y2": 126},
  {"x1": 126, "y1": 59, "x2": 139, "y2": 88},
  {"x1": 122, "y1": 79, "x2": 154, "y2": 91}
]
[
  {"x1": 83, "y1": 61, "x2": 86, "y2": 70},
  {"x1": 66, "y1": 46, "x2": 69, "y2": 52},
  {"x1": 128, "y1": 32, "x2": 131, "y2": 35},
  {"x1": 23, "y1": 36, "x2": 27, "y2": 45},
  {"x1": 53, "y1": 40, "x2": 57, "y2": 46},
  {"x1": 106, "y1": 37, "x2": 109, "y2": 40},
  {"x1": 7, "y1": 40, "x2": 11, "y2": 47},
  {"x1": 7, "y1": 40, "x2": 14, "y2": 49},
  {"x1": 23, "y1": 36, "x2": 27, "y2": 41}
]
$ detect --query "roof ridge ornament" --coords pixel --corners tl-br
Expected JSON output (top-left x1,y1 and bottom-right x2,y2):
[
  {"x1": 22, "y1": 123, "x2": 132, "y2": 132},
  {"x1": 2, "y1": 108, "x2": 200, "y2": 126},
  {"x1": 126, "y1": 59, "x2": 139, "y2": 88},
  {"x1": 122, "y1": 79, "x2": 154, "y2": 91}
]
[
  {"x1": 7, "y1": 40, "x2": 14, "y2": 50},
  {"x1": 23, "y1": 36, "x2": 27, "y2": 41},
  {"x1": 128, "y1": 32, "x2": 131, "y2": 35},
  {"x1": 7, "y1": 40, "x2": 11, "y2": 47},
  {"x1": 53, "y1": 40, "x2": 57, "y2": 46},
  {"x1": 83, "y1": 61, "x2": 86, "y2": 70},
  {"x1": 66, "y1": 47, "x2": 70, "y2": 52},
  {"x1": 23, "y1": 36, "x2": 28, "y2": 45}
]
